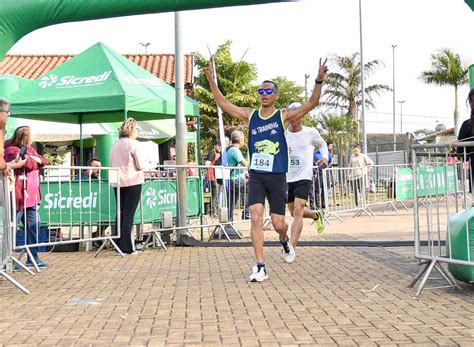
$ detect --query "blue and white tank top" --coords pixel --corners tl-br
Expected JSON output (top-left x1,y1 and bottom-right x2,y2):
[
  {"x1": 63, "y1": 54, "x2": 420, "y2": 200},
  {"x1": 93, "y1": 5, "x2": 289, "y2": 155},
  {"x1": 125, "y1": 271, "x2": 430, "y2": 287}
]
[{"x1": 248, "y1": 109, "x2": 289, "y2": 173}]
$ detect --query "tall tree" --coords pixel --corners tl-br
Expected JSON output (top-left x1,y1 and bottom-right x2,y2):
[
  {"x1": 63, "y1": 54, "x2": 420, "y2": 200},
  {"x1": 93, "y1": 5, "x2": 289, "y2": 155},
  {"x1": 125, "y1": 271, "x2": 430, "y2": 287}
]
[
  {"x1": 420, "y1": 48, "x2": 468, "y2": 134},
  {"x1": 194, "y1": 40, "x2": 259, "y2": 148},
  {"x1": 322, "y1": 53, "x2": 390, "y2": 130},
  {"x1": 194, "y1": 41, "x2": 305, "y2": 152},
  {"x1": 270, "y1": 76, "x2": 304, "y2": 109}
]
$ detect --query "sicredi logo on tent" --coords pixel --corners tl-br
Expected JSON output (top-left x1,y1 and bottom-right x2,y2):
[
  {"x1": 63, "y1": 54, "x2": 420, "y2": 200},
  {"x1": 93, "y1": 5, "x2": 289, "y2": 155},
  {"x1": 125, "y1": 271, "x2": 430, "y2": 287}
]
[
  {"x1": 117, "y1": 71, "x2": 163, "y2": 88},
  {"x1": 38, "y1": 71, "x2": 112, "y2": 89}
]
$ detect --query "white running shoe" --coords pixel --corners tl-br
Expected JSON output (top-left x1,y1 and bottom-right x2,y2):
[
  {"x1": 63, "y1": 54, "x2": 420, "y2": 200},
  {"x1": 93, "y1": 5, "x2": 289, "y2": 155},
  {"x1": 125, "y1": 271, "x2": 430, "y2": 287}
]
[
  {"x1": 283, "y1": 242, "x2": 296, "y2": 264},
  {"x1": 249, "y1": 265, "x2": 268, "y2": 282}
]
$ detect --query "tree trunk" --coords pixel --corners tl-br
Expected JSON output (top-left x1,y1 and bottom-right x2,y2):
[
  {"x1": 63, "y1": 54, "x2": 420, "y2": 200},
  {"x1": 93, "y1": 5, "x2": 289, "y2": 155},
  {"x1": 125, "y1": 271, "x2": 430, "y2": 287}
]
[
  {"x1": 350, "y1": 102, "x2": 358, "y2": 133},
  {"x1": 454, "y1": 85, "x2": 460, "y2": 136}
]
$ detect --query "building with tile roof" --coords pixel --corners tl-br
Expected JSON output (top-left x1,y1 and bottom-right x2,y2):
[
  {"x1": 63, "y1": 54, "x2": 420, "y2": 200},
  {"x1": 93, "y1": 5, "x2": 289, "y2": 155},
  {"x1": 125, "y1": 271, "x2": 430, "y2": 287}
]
[{"x1": 0, "y1": 53, "x2": 195, "y2": 95}]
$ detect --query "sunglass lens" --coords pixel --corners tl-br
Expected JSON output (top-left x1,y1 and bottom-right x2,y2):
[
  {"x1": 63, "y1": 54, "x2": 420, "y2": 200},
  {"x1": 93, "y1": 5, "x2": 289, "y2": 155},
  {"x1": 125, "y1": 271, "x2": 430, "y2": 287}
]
[
  {"x1": 265, "y1": 88, "x2": 273, "y2": 95},
  {"x1": 258, "y1": 89, "x2": 264, "y2": 95}
]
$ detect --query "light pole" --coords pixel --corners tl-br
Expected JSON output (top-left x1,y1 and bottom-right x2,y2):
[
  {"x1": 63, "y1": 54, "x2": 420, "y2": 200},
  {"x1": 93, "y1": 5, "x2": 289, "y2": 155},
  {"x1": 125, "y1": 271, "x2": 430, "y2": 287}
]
[
  {"x1": 398, "y1": 100, "x2": 405, "y2": 133},
  {"x1": 359, "y1": 0, "x2": 367, "y2": 153},
  {"x1": 392, "y1": 44, "x2": 397, "y2": 151},
  {"x1": 139, "y1": 42, "x2": 151, "y2": 54}
]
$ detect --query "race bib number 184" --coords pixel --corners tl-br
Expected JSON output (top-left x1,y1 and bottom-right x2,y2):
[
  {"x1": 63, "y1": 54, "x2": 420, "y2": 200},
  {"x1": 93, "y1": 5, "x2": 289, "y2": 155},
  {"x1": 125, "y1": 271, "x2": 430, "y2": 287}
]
[{"x1": 250, "y1": 153, "x2": 274, "y2": 172}]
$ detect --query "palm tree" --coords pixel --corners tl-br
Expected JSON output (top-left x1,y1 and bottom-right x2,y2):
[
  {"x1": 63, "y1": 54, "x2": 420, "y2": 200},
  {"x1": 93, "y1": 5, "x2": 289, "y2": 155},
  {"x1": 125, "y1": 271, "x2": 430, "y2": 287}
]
[
  {"x1": 420, "y1": 48, "x2": 468, "y2": 134},
  {"x1": 317, "y1": 113, "x2": 357, "y2": 164},
  {"x1": 322, "y1": 53, "x2": 390, "y2": 130}
]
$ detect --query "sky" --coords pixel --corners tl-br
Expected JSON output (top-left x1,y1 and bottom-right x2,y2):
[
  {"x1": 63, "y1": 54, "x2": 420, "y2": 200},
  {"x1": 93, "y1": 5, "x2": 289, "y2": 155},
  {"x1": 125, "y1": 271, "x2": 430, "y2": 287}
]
[{"x1": 8, "y1": 0, "x2": 474, "y2": 135}]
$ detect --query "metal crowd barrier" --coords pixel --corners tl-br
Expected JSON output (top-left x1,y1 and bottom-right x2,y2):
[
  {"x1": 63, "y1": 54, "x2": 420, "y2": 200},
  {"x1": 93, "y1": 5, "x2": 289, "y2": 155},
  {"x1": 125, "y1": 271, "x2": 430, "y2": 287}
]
[
  {"x1": 318, "y1": 166, "x2": 372, "y2": 221},
  {"x1": 138, "y1": 164, "x2": 276, "y2": 243},
  {"x1": 13, "y1": 166, "x2": 123, "y2": 269},
  {"x1": 410, "y1": 143, "x2": 474, "y2": 295},
  {"x1": 0, "y1": 175, "x2": 32, "y2": 293},
  {"x1": 309, "y1": 164, "x2": 415, "y2": 222}
]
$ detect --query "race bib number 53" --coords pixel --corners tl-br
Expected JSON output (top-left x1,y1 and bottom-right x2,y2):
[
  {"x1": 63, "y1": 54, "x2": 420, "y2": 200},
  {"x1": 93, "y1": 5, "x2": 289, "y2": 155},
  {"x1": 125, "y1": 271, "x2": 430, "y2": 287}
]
[
  {"x1": 250, "y1": 153, "x2": 274, "y2": 172},
  {"x1": 290, "y1": 155, "x2": 302, "y2": 168}
]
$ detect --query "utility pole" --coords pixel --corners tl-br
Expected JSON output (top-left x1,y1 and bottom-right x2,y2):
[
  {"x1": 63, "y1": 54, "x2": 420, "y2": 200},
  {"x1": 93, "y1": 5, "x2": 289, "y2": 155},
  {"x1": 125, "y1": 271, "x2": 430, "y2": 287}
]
[
  {"x1": 398, "y1": 100, "x2": 406, "y2": 133},
  {"x1": 392, "y1": 44, "x2": 397, "y2": 151},
  {"x1": 174, "y1": 13, "x2": 187, "y2": 241},
  {"x1": 139, "y1": 42, "x2": 151, "y2": 54},
  {"x1": 359, "y1": 0, "x2": 367, "y2": 153}
]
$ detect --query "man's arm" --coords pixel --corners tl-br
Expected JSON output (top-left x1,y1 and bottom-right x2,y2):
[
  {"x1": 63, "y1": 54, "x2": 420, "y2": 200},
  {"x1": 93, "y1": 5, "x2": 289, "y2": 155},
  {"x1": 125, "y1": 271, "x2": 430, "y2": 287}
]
[
  {"x1": 203, "y1": 60, "x2": 252, "y2": 122},
  {"x1": 283, "y1": 58, "x2": 328, "y2": 124}
]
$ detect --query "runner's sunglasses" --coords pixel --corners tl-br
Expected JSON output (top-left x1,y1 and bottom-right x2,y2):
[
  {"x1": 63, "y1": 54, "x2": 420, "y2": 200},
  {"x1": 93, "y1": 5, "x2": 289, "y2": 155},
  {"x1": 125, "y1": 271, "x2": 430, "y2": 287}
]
[{"x1": 258, "y1": 88, "x2": 274, "y2": 95}]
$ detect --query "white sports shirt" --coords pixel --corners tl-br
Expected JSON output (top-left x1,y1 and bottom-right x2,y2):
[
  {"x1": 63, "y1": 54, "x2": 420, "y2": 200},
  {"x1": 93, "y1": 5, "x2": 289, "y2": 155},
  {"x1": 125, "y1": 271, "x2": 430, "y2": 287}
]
[{"x1": 286, "y1": 126, "x2": 328, "y2": 183}]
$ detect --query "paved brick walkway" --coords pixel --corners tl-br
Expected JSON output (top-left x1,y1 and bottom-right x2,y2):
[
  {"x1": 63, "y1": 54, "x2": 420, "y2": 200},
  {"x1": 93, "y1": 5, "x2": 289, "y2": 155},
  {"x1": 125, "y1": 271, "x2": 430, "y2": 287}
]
[{"x1": 1, "y1": 242, "x2": 472, "y2": 346}]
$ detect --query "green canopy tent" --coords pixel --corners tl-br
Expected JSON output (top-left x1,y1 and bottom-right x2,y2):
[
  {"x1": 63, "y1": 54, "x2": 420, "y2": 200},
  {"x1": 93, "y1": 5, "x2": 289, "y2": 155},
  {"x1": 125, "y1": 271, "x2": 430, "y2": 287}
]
[
  {"x1": 5, "y1": 117, "x2": 114, "y2": 143},
  {"x1": 0, "y1": 74, "x2": 30, "y2": 99},
  {"x1": 9, "y1": 42, "x2": 199, "y2": 165},
  {"x1": 466, "y1": 0, "x2": 474, "y2": 11}
]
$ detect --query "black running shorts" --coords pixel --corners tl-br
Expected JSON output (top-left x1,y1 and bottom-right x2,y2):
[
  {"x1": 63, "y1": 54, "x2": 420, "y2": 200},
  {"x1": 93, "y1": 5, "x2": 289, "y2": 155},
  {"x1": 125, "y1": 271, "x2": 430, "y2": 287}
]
[
  {"x1": 287, "y1": 180, "x2": 312, "y2": 203},
  {"x1": 248, "y1": 172, "x2": 287, "y2": 215}
]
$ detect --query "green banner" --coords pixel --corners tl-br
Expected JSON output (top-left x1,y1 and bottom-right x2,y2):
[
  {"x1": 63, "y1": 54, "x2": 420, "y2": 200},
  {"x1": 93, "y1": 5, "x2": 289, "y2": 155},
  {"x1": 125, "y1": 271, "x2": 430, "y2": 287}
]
[
  {"x1": 396, "y1": 166, "x2": 457, "y2": 199},
  {"x1": 39, "y1": 177, "x2": 201, "y2": 226}
]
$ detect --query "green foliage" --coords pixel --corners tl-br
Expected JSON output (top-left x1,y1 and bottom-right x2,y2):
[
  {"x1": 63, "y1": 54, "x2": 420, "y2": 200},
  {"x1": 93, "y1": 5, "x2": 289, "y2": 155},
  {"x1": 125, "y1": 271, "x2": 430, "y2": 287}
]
[
  {"x1": 194, "y1": 40, "x2": 306, "y2": 155},
  {"x1": 322, "y1": 53, "x2": 390, "y2": 122},
  {"x1": 270, "y1": 76, "x2": 304, "y2": 109},
  {"x1": 420, "y1": 48, "x2": 468, "y2": 130},
  {"x1": 44, "y1": 152, "x2": 66, "y2": 166},
  {"x1": 317, "y1": 113, "x2": 358, "y2": 162},
  {"x1": 420, "y1": 48, "x2": 468, "y2": 87},
  {"x1": 194, "y1": 40, "x2": 258, "y2": 152}
]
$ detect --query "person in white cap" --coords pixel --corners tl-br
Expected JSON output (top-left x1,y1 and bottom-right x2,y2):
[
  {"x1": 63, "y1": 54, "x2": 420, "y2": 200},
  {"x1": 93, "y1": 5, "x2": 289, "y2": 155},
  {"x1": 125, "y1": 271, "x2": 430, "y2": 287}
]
[{"x1": 285, "y1": 102, "x2": 328, "y2": 263}]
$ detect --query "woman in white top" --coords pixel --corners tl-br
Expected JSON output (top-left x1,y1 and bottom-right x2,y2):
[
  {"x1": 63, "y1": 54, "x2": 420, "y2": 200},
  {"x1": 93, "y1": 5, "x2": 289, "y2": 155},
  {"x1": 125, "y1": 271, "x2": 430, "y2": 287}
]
[
  {"x1": 110, "y1": 118, "x2": 145, "y2": 254},
  {"x1": 349, "y1": 144, "x2": 374, "y2": 207}
]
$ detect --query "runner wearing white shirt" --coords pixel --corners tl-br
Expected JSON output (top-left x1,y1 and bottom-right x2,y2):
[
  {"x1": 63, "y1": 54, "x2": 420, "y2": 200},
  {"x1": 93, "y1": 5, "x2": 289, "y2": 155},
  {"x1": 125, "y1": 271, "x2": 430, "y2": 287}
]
[{"x1": 285, "y1": 108, "x2": 328, "y2": 263}]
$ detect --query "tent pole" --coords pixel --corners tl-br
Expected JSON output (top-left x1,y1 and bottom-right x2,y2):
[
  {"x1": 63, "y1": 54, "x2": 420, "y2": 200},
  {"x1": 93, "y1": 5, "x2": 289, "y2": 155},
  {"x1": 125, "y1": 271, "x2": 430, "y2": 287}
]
[
  {"x1": 79, "y1": 114, "x2": 84, "y2": 166},
  {"x1": 174, "y1": 11, "x2": 188, "y2": 242},
  {"x1": 196, "y1": 117, "x2": 204, "y2": 241}
]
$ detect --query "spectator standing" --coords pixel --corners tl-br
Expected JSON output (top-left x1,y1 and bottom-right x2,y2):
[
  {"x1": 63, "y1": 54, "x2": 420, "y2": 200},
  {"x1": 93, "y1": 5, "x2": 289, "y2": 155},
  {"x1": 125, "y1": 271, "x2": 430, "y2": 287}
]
[
  {"x1": 457, "y1": 88, "x2": 474, "y2": 191},
  {"x1": 110, "y1": 118, "x2": 145, "y2": 255},
  {"x1": 4, "y1": 126, "x2": 48, "y2": 269},
  {"x1": 0, "y1": 99, "x2": 9, "y2": 170},
  {"x1": 226, "y1": 130, "x2": 247, "y2": 221},
  {"x1": 312, "y1": 141, "x2": 333, "y2": 209},
  {"x1": 349, "y1": 144, "x2": 373, "y2": 207}
]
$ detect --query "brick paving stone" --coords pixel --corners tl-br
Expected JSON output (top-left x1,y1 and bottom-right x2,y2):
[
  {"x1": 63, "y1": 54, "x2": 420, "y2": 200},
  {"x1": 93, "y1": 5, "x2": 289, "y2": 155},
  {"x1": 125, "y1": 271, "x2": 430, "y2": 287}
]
[{"x1": 1, "y1": 238, "x2": 473, "y2": 346}]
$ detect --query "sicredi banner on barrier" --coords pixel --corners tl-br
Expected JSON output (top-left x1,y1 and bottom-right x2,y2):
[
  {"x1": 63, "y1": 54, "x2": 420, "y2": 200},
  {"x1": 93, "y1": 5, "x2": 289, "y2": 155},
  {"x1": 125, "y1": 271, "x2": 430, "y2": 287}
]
[
  {"x1": 396, "y1": 166, "x2": 457, "y2": 200},
  {"x1": 39, "y1": 178, "x2": 200, "y2": 226}
]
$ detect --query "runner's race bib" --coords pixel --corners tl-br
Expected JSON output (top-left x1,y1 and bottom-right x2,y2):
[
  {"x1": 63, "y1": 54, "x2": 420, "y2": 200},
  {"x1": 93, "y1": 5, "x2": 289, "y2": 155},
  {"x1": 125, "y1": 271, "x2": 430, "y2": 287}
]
[
  {"x1": 290, "y1": 155, "x2": 302, "y2": 169},
  {"x1": 250, "y1": 153, "x2": 274, "y2": 172}
]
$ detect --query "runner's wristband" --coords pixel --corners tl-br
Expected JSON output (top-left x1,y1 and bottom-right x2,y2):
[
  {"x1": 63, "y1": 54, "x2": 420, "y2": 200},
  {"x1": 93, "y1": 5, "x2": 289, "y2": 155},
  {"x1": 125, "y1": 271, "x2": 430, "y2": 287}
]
[{"x1": 315, "y1": 79, "x2": 324, "y2": 85}]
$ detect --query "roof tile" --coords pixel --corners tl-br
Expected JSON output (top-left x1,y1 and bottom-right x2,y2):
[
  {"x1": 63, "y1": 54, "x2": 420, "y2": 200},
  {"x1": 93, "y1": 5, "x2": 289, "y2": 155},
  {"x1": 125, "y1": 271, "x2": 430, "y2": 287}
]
[{"x1": 0, "y1": 53, "x2": 194, "y2": 86}]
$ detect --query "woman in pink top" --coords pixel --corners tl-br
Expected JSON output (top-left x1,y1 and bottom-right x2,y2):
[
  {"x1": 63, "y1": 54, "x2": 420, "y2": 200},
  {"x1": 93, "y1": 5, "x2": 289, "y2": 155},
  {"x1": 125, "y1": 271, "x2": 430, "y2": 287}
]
[
  {"x1": 4, "y1": 126, "x2": 48, "y2": 269},
  {"x1": 110, "y1": 118, "x2": 145, "y2": 254}
]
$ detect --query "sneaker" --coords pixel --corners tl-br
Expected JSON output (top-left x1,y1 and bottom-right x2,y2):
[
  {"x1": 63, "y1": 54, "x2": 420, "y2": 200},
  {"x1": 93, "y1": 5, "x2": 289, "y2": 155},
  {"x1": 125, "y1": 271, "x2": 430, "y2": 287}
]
[
  {"x1": 26, "y1": 260, "x2": 49, "y2": 269},
  {"x1": 314, "y1": 209, "x2": 325, "y2": 234},
  {"x1": 249, "y1": 265, "x2": 268, "y2": 282},
  {"x1": 283, "y1": 242, "x2": 296, "y2": 264}
]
